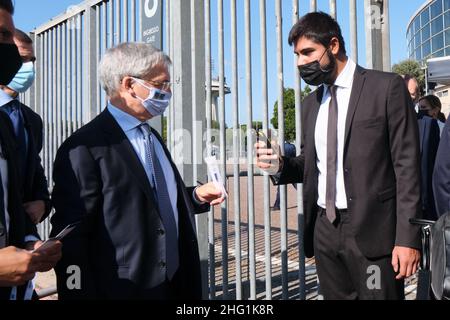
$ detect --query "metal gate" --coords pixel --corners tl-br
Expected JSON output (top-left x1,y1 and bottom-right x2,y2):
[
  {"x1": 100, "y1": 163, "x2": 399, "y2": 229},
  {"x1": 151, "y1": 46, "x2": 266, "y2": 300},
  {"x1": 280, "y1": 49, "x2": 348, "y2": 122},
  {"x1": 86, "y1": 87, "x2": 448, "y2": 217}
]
[{"x1": 21, "y1": 0, "x2": 391, "y2": 300}]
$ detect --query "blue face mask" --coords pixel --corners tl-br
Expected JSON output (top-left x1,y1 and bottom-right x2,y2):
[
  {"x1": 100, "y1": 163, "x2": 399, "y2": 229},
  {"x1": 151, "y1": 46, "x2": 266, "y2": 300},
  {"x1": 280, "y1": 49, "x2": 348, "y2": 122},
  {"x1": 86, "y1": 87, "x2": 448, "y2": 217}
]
[
  {"x1": 133, "y1": 77, "x2": 172, "y2": 117},
  {"x1": 8, "y1": 62, "x2": 35, "y2": 93}
]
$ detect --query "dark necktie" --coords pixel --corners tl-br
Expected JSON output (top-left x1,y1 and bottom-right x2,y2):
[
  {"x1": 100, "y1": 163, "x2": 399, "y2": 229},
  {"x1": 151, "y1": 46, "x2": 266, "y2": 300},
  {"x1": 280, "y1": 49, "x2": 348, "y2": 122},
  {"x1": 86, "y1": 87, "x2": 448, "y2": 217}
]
[
  {"x1": 326, "y1": 85, "x2": 338, "y2": 224},
  {"x1": 140, "y1": 123, "x2": 179, "y2": 280},
  {"x1": 5, "y1": 100, "x2": 27, "y2": 177}
]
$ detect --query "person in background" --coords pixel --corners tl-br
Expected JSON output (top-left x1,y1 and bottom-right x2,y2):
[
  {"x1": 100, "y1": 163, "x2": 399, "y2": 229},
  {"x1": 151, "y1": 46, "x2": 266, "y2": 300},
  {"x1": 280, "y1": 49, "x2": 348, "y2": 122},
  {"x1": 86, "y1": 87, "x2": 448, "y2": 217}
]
[
  {"x1": 0, "y1": 0, "x2": 61, "y2": 300},
  {"x1": 0, "y1": 29, "x2": 51, "y2": 225}
]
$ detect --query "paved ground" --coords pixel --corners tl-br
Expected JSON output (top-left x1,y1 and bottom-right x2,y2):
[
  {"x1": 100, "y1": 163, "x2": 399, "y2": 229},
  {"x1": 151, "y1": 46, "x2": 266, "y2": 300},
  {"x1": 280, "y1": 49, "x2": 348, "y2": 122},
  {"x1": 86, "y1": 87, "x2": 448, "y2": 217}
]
[{"x1": 34, "y1": 174, "x2": 419, "y2": 300}]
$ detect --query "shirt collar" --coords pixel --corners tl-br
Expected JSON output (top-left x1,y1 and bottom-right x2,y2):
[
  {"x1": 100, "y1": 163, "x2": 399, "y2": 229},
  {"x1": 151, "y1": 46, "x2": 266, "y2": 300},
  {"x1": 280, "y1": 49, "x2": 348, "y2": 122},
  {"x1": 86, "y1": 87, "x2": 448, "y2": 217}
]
[
  {"x1": 325, "y1": 58, "x2": 356, "y2": 93},
  {"x1": 107, "y1": 102, "x2": 145, "y2": 133},
  {"x1": 0, "y1": 89, "x2": 13, "y2": 108}
]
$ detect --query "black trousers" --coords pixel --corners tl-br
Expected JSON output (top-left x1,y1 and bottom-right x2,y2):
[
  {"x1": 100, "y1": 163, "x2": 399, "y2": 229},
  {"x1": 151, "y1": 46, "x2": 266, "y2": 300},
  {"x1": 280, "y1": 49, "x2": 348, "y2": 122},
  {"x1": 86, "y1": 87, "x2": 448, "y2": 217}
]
[{"x1": 313, "y1": 207, "x2": 405, "y2": 300}]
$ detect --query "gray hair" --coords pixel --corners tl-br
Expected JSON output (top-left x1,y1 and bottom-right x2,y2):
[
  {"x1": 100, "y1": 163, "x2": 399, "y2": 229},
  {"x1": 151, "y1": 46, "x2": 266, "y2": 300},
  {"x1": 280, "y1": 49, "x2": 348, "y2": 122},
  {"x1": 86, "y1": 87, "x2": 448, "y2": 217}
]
[{"x1": 98, "y1": 42, "x2": 172, "y2": 96}]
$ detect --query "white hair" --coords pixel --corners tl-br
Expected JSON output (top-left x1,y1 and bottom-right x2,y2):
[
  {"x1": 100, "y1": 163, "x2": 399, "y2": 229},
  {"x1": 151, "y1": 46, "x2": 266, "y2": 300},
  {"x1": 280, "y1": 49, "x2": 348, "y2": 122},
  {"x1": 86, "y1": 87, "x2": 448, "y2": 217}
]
[{"x1": 98, "y1": 42, "x2": 172, "y2": 96}]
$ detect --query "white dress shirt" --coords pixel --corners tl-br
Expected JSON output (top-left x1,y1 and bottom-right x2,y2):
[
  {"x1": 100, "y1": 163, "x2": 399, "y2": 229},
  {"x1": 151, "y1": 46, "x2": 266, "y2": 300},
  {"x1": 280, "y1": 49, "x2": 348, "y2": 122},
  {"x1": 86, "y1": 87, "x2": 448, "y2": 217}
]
[{"x1": 315, "y1": 58, "x2": 356, "y2": 210}]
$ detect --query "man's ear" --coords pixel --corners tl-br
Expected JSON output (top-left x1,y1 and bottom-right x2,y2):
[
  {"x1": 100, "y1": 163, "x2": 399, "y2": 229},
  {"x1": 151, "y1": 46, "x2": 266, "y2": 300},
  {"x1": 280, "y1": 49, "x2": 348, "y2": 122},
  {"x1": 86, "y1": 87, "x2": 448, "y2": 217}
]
[
  {"x1": 122, "y1": 76, "x2": 135, "y2": 95},
  {"x1": 329, "y1": 37, "x2": 340, "y2": 56}
]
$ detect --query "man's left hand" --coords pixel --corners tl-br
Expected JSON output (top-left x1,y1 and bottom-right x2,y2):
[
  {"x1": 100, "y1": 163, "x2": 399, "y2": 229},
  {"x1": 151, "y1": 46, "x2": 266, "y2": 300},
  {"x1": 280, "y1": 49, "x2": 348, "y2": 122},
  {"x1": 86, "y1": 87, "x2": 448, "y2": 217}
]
[
  {"x1": 195, "y1": 182, "x2": 226, "y2": 206},
  {"x1": 391, "y1": 246, "x2": 421, "y2": 279},
  {"x1": 23, "y1": 200, "x2": 46, "y2": 224}
]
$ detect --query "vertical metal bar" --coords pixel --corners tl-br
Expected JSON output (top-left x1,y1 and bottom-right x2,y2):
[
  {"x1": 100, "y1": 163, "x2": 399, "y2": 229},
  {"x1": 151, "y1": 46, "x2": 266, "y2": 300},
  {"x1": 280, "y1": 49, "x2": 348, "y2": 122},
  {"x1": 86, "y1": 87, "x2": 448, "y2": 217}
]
[
  {"x1": 131, "y1": 0, "x2": 136, "y2": 41},
  {"x1": 101, "y1": 3, "x2": 107, "y2": 108},
  {"x1": 293, "y1": 0, "x2": 306, "y2": 301},
  {"x1": 109, "y1": 0, "x2": 114, "y2": 47},
  {"x1": 166, "y1": 0, "x2": 172, "y2": 152},
  {"x1": 217, "y1": 0, "x2": 229, "y2": 300},
  {"x1": 70, "y1": 18, "x2": 76, "y2": 136},
  {"x1": 276, "y1": 0, "x2": 288, "y2": 300},
  {"x1": 56, "y1": 25, "x2": 62, "y2": 151},
  {"x1": 85, "y1": 5, "x2": 99, "y2": 124},
  {"x1": 329, "y1": 0, "x2": 337, "y2": 19},
  {"x1": 96, "y1": 5, "x2": 102, "y2": 115},
  {"x1": 191, "y1": 0, "x2": 198, "y2": 186},
  {"x1": 382, "y1": 0, "x2": 391, "y2": 72},
  {"x1": 350, "y1": 0, "x2": 358, "y2": 63},
  {"x1": 62, "y1": 24, "x2": 67, "y2": 144},
  {"x1": 123, "y1": 0, "x2": 129, "y2": 42},
  {"x1": 205, "y1": 0, "x2": 215, "y2": 300},
  {"x1": 230, "y1": 0, "x2": 242, "y2": 300},
  {"x1": 310, "y1": 0, "x2": 317, "y2": 12},
  {"x1": 244, "y1": 0, "x2": 256, "y2": 300},
  {"x1": 259, "y1": 0, "x2": 272, "y2": 300},
  {"x1": 51, "y1": 29, "x2": 56, "y2": 186},
  {"x1": 116, "y1": 0, "x2": 121, "y2": 43},
  {"x1": 77, "y1": 16, "x2": 82, "y2": 129}
]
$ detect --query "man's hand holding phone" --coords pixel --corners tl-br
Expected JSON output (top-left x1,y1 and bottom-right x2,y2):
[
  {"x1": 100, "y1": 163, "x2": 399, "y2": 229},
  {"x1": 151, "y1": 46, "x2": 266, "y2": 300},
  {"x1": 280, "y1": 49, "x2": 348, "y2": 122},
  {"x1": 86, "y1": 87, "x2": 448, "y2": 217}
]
[{"x1": 255, "y1": 131, "x2": 281, "y2": 175}]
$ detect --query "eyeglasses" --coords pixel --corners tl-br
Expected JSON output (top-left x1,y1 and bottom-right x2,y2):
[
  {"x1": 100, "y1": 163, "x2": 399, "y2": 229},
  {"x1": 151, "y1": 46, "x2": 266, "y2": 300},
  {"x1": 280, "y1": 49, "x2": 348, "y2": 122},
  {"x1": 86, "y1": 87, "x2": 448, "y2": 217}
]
[{"x1": 133, "y1": 77, "x2": 172, "y2": 91}]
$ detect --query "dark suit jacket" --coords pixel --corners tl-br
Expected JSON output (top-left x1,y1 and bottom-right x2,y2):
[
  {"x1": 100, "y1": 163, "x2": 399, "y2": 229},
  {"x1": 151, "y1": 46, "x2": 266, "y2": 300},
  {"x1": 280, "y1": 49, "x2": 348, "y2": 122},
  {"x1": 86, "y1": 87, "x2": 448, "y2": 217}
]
[
  {"x1": 50, "y1": 109, "x2": 210, "y2": 300},
  {"x1": 19, "y1": 103, "x2": 51, "y2": 221},
  {"x1": 0, "y1": 111, "x2": 38, "y2": 299},
  {"x1": 274, "y1": 66, "x2": 422, "y2": 259},
  {"x1": 433, "y1": 117, "x2": 450, "y2": 217},
  {"x1": 417, "y1": 111, "x2": 440, "y2": 220}
]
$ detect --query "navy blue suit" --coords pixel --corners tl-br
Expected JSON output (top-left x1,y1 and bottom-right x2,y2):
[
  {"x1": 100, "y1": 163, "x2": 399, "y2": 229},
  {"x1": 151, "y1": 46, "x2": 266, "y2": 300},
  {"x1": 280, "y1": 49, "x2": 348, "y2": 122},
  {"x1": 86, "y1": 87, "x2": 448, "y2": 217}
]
[
  {"x1": 433, "y1": 117, "x2": 450, "y2": 217},
  {"x1": 417, "y1": 111, "x2": 440, "y2": 220}
]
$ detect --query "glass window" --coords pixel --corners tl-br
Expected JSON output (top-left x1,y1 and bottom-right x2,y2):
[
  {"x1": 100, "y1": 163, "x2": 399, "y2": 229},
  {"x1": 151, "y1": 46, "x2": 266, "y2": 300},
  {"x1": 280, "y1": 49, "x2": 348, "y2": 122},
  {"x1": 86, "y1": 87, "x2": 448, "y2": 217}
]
[
  {"x1": 432, "y1": 32, "x2": 444, "y2": 51},
  {"x1": 446, "y1": 28, "x2": 450, "y2": 45},
  {"x1": 415, "y1": 33, "x2": 421, "y2": 48},
  {"x1": 415, "y1": 16, "x2": 421, "y2": 32},
  {"x1": 422, "y1": 24, "x2": 431, "y2": 40},
  {"x1": 445, "y1": 11, "x2": 450, "y2": 28},
  {"x1": 416, "y1": 48, "x2": 422, "y2": 60},
  {"x1": 423, "y1": 40, "x2": 431, "y2": 57},
  {"x1": 446, "y1": 46, "x2": 450, "y2": 56},
  {"x1": 422, "y1": 8, "x2": 430, "y2": 26},
  {"x1": 431, "y1": 16, "x2": 444, "y2": 34},
  {"x1": 431, "y1": 0, "x2": 443, "y2": 20},
  {"x1": 445, "y1": 0, "x2": 450, "y2": 11},
  {"x1": 432, "y1": 49, "x2": 445, "y2": 57}
]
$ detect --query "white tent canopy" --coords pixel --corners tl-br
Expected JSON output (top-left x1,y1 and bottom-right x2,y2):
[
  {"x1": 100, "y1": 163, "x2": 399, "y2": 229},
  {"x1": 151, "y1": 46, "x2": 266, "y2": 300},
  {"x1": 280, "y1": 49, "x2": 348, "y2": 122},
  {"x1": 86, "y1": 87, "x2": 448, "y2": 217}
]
[{"x1": 427, "y1": 56, "x2": 450, "y2": 86}]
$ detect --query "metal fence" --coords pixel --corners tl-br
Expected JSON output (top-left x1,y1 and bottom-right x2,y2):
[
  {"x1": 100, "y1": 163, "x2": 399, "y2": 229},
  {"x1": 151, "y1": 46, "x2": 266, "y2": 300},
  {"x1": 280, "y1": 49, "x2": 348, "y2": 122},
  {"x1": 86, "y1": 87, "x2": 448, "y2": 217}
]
[{"x1": 21, "y1": 0, "x2": 391, "y2": 300}]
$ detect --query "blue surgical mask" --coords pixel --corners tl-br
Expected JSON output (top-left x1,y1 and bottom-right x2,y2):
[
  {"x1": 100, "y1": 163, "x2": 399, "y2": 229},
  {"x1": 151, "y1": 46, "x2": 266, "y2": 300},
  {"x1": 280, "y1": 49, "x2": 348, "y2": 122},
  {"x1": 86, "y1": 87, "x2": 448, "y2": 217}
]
[
  {"x1": 8, "y1": 61, "x2": 36, "y2": 93},
  {"x1": 133, "y1": 77, "x2": 172, "y2": 117}
]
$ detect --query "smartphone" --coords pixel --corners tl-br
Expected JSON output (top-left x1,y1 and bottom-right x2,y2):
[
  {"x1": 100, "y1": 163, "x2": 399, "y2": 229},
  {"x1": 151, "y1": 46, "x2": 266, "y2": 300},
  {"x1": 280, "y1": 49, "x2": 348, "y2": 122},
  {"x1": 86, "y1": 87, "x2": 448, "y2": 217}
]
[
  {"x1": 256, "y1": 129, "x2": 271, "y2": 149},
  {"x1": 32, "y1": 221, "x2": 81, "y2": 253}
]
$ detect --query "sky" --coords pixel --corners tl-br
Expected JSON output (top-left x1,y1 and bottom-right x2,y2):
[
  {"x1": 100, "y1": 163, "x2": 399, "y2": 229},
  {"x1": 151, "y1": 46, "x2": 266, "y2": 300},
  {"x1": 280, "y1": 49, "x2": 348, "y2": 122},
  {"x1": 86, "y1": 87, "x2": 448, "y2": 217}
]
[{"x1": 12, "y1": 0, "x2": 426, "y2": 126}]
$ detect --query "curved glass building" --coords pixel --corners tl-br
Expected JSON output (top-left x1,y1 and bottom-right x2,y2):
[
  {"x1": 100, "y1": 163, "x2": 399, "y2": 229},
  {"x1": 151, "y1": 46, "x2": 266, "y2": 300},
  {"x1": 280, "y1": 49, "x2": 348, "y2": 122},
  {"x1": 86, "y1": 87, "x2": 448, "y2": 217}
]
[{"x1": 407, "y1": 0, "x2": 450, "y2": 64}]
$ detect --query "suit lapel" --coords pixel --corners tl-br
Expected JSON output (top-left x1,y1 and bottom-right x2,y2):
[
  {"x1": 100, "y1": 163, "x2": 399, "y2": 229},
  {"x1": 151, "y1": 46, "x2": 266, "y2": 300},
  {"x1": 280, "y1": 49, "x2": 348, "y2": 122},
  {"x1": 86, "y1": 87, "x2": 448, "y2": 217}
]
[
  {"x1": 344, "y1": 65, "x2": 366, "y2": 148},
  {"x1": 20, "y1": 108, "x2": 35, "y2": 186},
  {"x1": 99, "y1": 109, "x2": 156, "y2": 202}
]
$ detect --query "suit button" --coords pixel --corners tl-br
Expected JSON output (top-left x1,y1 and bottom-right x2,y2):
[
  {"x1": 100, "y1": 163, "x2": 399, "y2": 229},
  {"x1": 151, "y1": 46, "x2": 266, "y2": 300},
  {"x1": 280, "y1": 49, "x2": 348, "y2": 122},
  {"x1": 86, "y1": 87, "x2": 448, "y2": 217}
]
[
  {"x1": 349, "y1": 197, "x2": 353, "y2": 202},
  {"x1": 159, "y1": 261, "x2": 166, "y2": 268},
  {"x1": 157, "y1": 229, "x2": 165, "y2": 236}
]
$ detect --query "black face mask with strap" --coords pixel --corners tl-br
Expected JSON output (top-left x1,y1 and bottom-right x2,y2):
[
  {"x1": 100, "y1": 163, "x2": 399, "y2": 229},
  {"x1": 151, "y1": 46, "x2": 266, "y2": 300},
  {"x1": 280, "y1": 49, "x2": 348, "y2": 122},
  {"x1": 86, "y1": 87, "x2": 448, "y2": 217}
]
[
  {"x1": 0, "y1": 43, "x2": 23, "y2": 85},
  {"x1": 298, "y1": 47, "x2": 336, "y2": 86}
]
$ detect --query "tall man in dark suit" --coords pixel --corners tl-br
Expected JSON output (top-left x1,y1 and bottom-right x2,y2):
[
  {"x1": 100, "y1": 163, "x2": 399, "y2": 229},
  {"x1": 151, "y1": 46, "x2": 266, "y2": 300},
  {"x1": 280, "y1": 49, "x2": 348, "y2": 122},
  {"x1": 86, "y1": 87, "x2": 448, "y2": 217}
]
[
  {"x1": 0, "y1": 29, "x2": 51, "y2": 224},
  {"x1": 433, "y1": 117, "x2": 450, "y2": 217},
  {"x1": 0, "y1": 0, "x2": 61, "y2": 299},
  {"x1": 51, "y1": 43, "x2": 225, "y2": 300},
  {"x1": 256, "y1": 12, "x2": 421, "y2": 299}
]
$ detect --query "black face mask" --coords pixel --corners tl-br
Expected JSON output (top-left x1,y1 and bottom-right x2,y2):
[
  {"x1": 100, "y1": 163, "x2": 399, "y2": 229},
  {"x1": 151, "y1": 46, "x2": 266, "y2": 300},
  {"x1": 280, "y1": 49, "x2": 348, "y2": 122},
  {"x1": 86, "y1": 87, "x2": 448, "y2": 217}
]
[
  {"x1": 298, "y1": 48, "x2": 336, "y2": 86},
  {"x1": 0, "y1": 43, "x2": 23, "y2": 85}
]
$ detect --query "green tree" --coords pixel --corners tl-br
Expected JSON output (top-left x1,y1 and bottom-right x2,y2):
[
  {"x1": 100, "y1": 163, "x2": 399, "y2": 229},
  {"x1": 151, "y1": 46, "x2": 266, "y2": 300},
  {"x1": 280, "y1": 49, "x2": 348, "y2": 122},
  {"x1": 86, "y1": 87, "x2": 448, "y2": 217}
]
[
  {"x1": 392, "y1": 59, "x2": 425, "y2": 92},
  {"x1": 271, "y1": 85, "x2": 311, "y2": 142}
]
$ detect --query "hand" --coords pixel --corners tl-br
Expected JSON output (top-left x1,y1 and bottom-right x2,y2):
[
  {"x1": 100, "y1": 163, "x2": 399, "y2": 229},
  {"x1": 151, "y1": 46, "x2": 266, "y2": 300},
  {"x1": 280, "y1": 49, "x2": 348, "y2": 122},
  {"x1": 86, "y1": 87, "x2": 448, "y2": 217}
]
[
  {"x1": 0, "y1": 246, "x2": 41, "y2": 286},
  {"x1": 391, "y1": 246, "x2": 420, "y2": 280},
  {"x1": 195, "y1": 182, "x2": 226, "y2": 206},
  {"x1": 23, "y1": 200, "x2": 46, "y2": 224},
  {"x1": 255, "y1": 141, "x2": 281, "y2": 175},
  {"x1": 25, "y1": 240, "x2": 62, "y2": 273}
]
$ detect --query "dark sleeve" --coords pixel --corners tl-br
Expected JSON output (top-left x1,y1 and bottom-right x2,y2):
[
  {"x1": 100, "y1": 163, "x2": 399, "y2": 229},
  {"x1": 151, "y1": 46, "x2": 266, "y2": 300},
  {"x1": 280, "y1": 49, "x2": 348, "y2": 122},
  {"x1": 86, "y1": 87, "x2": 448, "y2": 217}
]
[
  {"x1": 433, "y1": 119, "x2": 450, "y2": 217},
  {"x1": 386, "y1": 75, "x2": 422, "y2": 249},
  {"x1": 186, "y1": 186, "x2": 211, "y2": 214},
  {"x1": 29, "y1": 114, "x2": 52, "y2": 221},
  {"x1": 51, "y1": 142, "x2": 101, "y2": 299}
]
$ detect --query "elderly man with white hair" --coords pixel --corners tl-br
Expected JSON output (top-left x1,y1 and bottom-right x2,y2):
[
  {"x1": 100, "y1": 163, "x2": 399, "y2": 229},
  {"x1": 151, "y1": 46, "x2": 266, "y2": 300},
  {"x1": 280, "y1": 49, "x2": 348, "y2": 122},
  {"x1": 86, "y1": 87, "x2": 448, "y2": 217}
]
[{"x1": 50, "y1": 43, "x2": 225, "y2": 300}]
